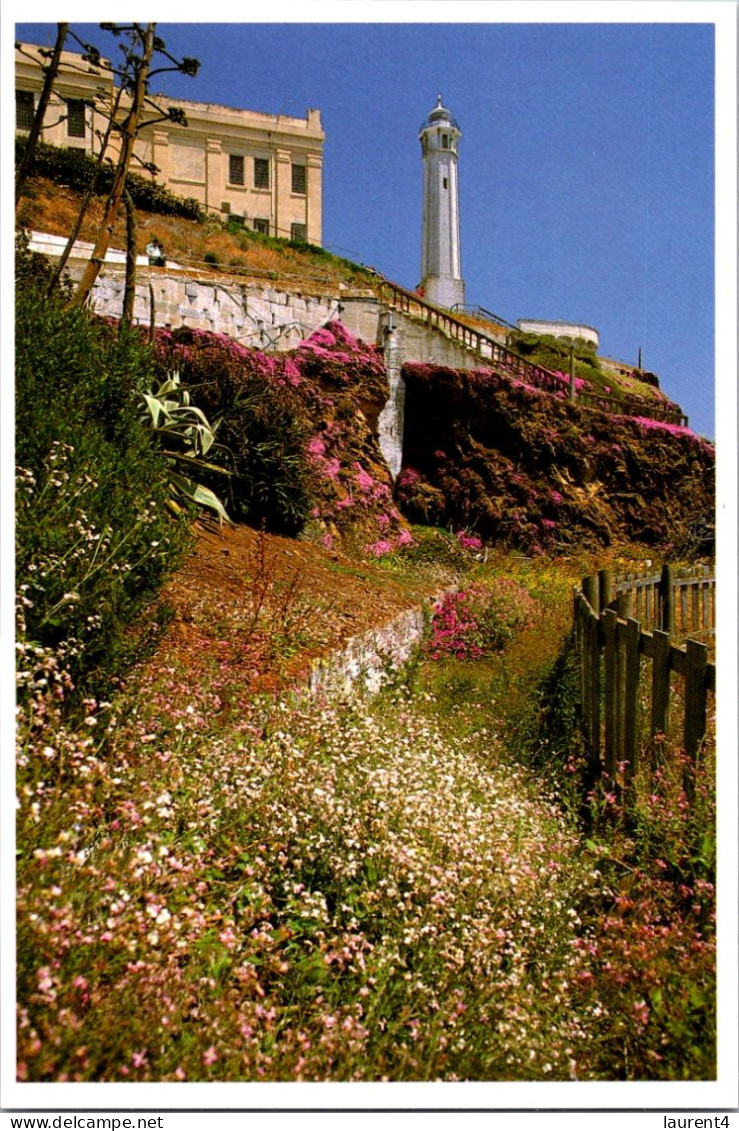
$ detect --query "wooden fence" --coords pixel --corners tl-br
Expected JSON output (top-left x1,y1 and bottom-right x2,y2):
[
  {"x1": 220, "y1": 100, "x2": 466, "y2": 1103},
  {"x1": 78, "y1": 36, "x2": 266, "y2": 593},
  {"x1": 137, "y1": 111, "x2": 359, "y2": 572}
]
[{"x1": 574, "y1": 564, "x2": 715, "y2": 809}]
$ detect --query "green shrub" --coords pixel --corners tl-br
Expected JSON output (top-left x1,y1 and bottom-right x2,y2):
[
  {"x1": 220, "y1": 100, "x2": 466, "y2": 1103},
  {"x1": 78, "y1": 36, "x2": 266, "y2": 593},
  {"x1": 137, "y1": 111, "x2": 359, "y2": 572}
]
[
  {"x1": 425, "y1": 578, "x2": 538, "y2": 660},
  {"x1": 15, "y1": 137, "x2": 204, "y2": 221},
  {"x1": 15, "y1": 280, "x2": 191, "y2": 704},
  {"x1": 152, "y1": 327, "x2": 316, "y2": 534},
  {"x1": 508, "y1": 330, "x2": 605, "y2": 389}
]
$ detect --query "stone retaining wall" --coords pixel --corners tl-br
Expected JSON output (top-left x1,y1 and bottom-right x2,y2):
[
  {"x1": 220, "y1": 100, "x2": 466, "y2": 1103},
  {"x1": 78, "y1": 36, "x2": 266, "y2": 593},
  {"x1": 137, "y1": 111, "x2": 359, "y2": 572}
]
[
  {"x1": 308, "y1": 603, "x2": 427, "y2": 697},
  {"x1": 31, "y1": 237, "x2": 501, "y2": 480}
]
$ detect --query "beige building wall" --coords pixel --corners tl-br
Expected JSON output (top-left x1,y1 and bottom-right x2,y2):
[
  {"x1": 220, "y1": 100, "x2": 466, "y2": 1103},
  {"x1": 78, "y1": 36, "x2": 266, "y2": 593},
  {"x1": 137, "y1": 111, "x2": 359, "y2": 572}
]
[
  {"x1": 15, "y1": 42, "x2": 114, "y2": 155},
  {"x1": 15, "y1": 42, "x2": 325, "y2": 245}
]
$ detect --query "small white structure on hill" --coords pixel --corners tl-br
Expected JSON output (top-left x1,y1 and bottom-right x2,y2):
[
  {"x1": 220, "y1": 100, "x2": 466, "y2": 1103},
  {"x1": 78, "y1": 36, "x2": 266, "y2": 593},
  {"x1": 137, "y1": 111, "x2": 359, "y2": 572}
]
[
  {"x1": 419, "y1": 96, "x2": 465, "y2": 310},
  {"x1": 516, "y1": 318, "x2": 600, "y2": 350}
]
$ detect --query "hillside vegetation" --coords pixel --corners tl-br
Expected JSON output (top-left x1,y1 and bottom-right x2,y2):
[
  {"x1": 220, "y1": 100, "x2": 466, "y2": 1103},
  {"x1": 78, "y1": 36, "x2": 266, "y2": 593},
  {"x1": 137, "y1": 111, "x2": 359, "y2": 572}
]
[
  {"x1": 16, "y1": 148, "x2": 692, "y2": 414},
  {"x1": 16, "y1": 142, "x2": 376, "y2": 291},
  {"x1": 14, "y1": 173, "x2": 716, "y2": 1084},
  {"x1": 398, "y1": 362, "x2": 714, "y2": 558}
]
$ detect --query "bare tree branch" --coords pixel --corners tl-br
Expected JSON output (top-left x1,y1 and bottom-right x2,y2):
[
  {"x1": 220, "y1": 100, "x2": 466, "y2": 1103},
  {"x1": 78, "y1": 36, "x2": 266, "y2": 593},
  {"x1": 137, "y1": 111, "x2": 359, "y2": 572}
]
[{"x1": 15, "y1": 23, "x2": 69, "y2": 206}]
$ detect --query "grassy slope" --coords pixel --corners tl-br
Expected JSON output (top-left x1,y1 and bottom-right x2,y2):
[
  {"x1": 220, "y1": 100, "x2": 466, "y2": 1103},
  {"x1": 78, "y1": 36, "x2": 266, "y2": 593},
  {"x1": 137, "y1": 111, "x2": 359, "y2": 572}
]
[{"x1": 17, "y1": 175, "x2": 376, "y2": 292}]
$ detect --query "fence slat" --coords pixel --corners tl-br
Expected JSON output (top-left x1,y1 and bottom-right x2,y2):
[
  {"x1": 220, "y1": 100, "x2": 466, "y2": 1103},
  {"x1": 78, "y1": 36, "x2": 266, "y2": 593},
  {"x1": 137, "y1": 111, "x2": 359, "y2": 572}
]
[
  {"x1": 621, "y1": 617, "x2": 642, "y2": 812},
  {"x1": 680, "y1": 586, "x2": 688, "y2": 635},
  {"x1": 702, "y1": 581, "x2": 710, "y2": 632},
  {"x1": 603, "y1": 609, "x2": 618, "y2": 781},
  {"x1": 684, "y1": 638, "x2": 708, "y2": 766},
  {"x1": 588, "y1": 610, "x2": 601, "y2": 771},
  {"x1": 583, "y1": 574, "x2": 599, "y2": 616},
  {"x1": 598, "y1": 569, "x2": 613, "y2": 613},
  {"x1": 650, "y1": 629, "x2": 671, "y2": 767},
  {"x1": 660, "y1": 564, "x2": 675, "y2": 633}
]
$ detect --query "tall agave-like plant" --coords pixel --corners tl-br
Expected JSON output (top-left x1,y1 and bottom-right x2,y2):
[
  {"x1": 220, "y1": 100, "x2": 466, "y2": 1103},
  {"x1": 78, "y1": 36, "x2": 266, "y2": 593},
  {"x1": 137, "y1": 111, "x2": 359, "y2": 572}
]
[{"x1": 141, "y1": 371, "x2": 231, "y2": 522}]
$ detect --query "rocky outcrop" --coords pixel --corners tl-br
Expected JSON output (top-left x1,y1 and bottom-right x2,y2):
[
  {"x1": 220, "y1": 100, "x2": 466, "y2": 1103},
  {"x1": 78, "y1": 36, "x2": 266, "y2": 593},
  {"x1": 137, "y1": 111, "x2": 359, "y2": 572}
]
[{"x1": 397, "y1": 363, "x2": 714, "y2": 555}]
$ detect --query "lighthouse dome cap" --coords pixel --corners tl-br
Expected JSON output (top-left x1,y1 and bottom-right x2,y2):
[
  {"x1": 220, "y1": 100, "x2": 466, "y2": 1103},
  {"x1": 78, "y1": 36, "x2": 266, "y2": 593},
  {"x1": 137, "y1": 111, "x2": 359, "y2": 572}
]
[{"x1": 420, "y1": 94, "x2": 461, "y2": 133}]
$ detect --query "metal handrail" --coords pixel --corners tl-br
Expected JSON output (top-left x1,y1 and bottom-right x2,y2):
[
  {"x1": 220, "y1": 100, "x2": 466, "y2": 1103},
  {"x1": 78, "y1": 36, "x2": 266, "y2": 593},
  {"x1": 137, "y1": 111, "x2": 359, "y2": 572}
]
[
  {"x1": 380, "y1": 279, "x2": 689, "y2": 427},
  {"x1": 450, "y1": 302, "x2": 518, "y2": 332}
]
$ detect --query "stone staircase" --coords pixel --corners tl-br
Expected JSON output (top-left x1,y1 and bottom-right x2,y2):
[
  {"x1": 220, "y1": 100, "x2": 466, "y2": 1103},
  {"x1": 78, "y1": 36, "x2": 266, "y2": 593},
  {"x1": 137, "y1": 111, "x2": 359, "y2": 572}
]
[{"x1": 373, "y1": 276, "x2": 688, "y2": 427}]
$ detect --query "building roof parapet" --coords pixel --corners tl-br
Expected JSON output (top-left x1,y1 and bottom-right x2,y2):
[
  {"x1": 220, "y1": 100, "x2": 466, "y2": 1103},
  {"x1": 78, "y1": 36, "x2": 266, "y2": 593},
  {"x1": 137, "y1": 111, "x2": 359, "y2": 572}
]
[{"x1": 146, "y1": 93, "x2": 324, "y2": 137}]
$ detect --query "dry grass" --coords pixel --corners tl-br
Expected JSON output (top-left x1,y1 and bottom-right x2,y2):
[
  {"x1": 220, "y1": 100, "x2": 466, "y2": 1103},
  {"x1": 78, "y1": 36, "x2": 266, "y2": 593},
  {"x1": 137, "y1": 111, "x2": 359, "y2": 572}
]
[{"x1": 17, "y1": 176, "x2": 378, "y2": 292}]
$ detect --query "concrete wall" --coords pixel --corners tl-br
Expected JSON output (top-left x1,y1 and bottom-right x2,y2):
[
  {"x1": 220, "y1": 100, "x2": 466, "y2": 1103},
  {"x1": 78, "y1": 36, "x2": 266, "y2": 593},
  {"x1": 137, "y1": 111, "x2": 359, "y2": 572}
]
[
  {"x1": 93, "y1": 268, "x2": 345, "y2": 350},
  {"x1": 41, "y1": 245, "x2": 351, "y2": 350},
  {"x1": 339, "y1": 297, "x2": 492, "y2": 372},
  {"x1": 31, "y1": 237, "x2": 497, "y2": 478}
]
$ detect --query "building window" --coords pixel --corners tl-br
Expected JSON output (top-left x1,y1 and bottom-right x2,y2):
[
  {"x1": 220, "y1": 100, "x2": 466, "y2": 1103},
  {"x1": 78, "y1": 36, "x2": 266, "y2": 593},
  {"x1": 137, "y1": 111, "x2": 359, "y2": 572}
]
[
  {"x1": 66, "y1": 98, "x2": 86, "y2": 138},
  {"x1": 229, "y1": 155, "x2": 244, "y2": 185},
  {"x1": 254, "y1": 157, "x2": 269, "y2": 188},
  {"x1": 290, "y1": 222, "x2": 307, "y2": 243},
  {"x1": 253, "y1": 218, "x2": 269, "y2": 235},
  {"x1": 442, "y1": 134, "x2": 449, "y2": 148},
  {"x1": 291, "y1": 164, "x2": 306, "y2": 194},
  {"x1": 443, "y1": 177, "x2": 448, "y2": 189},
  {"x1": 16, "y1": 90, "x2": 35, "y2": 131}
]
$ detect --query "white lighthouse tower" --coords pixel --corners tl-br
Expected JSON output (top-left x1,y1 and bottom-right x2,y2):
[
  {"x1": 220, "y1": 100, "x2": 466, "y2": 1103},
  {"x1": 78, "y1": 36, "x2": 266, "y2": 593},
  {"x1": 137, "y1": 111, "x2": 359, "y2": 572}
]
[{"x1": 419, "y1": 95, "x2": 465, "y2": 310}]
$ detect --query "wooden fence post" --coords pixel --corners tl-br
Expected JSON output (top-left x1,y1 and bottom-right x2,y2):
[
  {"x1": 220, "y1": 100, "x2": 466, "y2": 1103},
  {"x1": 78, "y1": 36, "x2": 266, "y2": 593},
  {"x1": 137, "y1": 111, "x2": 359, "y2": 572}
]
[
  {"x1": 621, "y1": 617, "x2": 641, "y2": 815},
  {"x1": 575, "y1": 591, "x2": 585, "y2": 713},
  {"x1": 660, "y1": 564, "x2": 674, "y2": 634},
  {"x1": 587, "y1": 607, "x2": 601, "y2": 773},
  {"x1": 598, "y1": 568, "x2": 613, "y2": 613},
  {"x1": 683, "y1": 638, "x2": 708, "y2": 798},
  {"x1": 603, "y1": 609, "x2": 618, "y2": 782},
  {"x1": 583, "y1": 574, "x2": 599, "y2": 615},
  {"x1": 650, "y1": 629, "x2": 671, "y2": 767}
]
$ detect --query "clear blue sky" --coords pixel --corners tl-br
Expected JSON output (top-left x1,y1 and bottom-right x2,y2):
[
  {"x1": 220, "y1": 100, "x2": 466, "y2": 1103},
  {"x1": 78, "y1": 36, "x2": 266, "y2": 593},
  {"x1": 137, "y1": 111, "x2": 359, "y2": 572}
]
[{"x1": 16, "y1": 19, "x2": 716, "y2": 438}]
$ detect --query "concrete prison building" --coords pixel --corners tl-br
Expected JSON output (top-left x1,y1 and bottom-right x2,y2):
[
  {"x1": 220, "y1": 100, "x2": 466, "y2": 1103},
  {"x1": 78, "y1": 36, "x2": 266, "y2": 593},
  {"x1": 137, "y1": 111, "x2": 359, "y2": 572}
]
[{"x1": 15, "y1": 41, "x2": 325, "y2": 245}]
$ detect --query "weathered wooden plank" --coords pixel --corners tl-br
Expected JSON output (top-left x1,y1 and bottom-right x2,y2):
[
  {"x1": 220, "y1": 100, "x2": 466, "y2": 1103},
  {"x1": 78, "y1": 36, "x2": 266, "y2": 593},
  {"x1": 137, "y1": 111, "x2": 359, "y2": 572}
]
[
  {"x1": 582, "y1": 573, "x2": 599, "y2": 615},
  {"x1": 615, "y1": 609, "x2": 626, "y2": 777},
  {"x1": 575, "y1": 592, "x2": 586, "y2": 713},
  {"x1": 669, "y1": 643, "x2": 688, "y2": 677},
  {"x1": 702, "y1": 581, "x2": 710, "y2": 631},
  {"x1": 680, "y1": 585, "x2": 688, "y2": 635},
  {"x1": 598, "y1": 569, "x2": 613, "y2": 614},
  {"x1": 660, "y1": 563, "x2": 675, "y2": 634},
  {"x1": 603, "y1": 608, "x2": 618, "y2": 781},
  {"x1": 588, "y1": 609, "x2": 601, "y2": 770},
  {"x1": 650, "y1": 629, "x2": 671, "y2": 766},
  {"x1": 706, "y1": 663, "x2": 716, "y2": 694},
  {"x1": 621, "y1": 617, "x2": 641, "y2": 811},
  {"x1": 684, "y1": 638, "x2": 708, "y2": 764}
]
